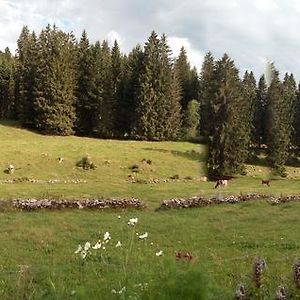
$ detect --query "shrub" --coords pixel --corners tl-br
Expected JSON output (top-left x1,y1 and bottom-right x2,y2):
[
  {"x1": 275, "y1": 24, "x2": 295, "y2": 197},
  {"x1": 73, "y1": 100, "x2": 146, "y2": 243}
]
[{"x1": 76, "y1": 156, "x2": 97, "y2": 170}]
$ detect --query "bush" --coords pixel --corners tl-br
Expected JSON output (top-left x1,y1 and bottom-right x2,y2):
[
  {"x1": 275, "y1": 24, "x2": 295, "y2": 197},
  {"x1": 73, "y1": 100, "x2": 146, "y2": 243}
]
[{"x1": 76, "y1": 156, "x2": 97, "y2": 170}]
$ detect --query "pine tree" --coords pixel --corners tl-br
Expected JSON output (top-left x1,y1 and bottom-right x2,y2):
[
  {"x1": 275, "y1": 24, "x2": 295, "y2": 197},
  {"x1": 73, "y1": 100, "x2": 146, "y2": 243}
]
[
  {"x1": 174, "y1": 47, "x2": 191, "y2": 111},
  {"x1": 15, "y1": 26, "x2": 38, "y2": 127},
  {"x1": 111, "y1": 40, "x2": 125, "y2": 136},
  {"x1": 207, "y1": 54, "x2": 249, "y2": 176},
  {"x1": 0, "y1": 48, "x2": 15, "y2": 119},
  {"x1": 33, "y1": 25, "x2": 77, "y2": 135},
  {"x1": 253, "y1": 75, "x2": 268, "y2": 147},
  {"x1": 282, "y1": 73, "x2": 297, "y2": 159},
  {"x1": 92, "y1": 40, "x2": 114, "y2": 137},
  {"x1": 75, "y1": 30, "x2": 102, "y2": 135},
  {"x1": 241, "y1": 71, "x2": 257, "y2": 155},
  {"x1": 136, "y1": 32, "x2": 181, "y2": 140},
  {"x1": 265, "y1": 70, "x2": 293, "y2": 175},
  {"x1": 294, "y1": 84, "x2": 300, "y2": 154},
  {"x1": 118, "y1": 44, "x2": 143, "y2": 136},
  {"x1": 199, "y1": 52, "x2": 215, "y2": 137}
]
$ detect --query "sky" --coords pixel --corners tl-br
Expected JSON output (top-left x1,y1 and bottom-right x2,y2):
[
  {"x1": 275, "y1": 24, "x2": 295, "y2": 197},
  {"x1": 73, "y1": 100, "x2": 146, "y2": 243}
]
[{"x1": 0, "y1": 0, "x2": 299, "y2": 79}]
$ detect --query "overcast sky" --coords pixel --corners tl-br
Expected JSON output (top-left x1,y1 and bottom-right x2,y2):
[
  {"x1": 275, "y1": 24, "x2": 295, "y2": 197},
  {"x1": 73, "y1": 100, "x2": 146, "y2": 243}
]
[{"x1": 0, "y1": 0, "x2": 299, "y2": 79}]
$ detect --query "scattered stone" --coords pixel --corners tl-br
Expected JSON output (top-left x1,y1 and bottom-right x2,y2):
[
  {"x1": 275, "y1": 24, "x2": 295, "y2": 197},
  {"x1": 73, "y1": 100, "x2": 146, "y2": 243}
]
[
  {"x1": 5, "y1": 164, "x2": 15, "y2": 174},
  {"x1": 170, "y1": 174, "x2": 180, "y2": 180},
  {"x1": 58, "y1": 157, "x2": 64, "y2": 164}
]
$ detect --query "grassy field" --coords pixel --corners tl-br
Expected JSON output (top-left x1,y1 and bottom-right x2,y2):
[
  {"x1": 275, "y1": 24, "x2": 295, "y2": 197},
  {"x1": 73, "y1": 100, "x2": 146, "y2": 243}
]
[{"x1": 1, "y1": 122, "x2": 300, "y2": 299}]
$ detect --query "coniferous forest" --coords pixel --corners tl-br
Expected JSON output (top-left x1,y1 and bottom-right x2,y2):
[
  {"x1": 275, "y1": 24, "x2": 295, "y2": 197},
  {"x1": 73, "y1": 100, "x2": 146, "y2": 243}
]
[{"x1": 1, "y1": 25, "x2": 300, "y2": 177}]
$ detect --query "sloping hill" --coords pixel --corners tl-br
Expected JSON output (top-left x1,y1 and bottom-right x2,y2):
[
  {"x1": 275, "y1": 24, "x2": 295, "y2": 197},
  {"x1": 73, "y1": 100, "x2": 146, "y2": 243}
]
[{"x1": 1, "y1": 122, "x2": 300, "y2": 206}]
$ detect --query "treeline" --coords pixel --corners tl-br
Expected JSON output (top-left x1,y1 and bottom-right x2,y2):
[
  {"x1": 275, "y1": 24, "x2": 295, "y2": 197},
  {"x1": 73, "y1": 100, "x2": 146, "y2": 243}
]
[
  {"x1": 0, "y1": 25, "x2": 199, "y2": 140},
  {"x1": 1, "y1": 25, "x2": 300, "y2": 176}
]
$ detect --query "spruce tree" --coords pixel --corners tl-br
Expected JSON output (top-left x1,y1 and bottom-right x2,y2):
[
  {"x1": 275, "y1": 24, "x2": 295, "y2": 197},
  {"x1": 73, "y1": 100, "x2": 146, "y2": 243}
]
[
  {"x1": 33, "y1": 25, "x2": 77, "y2": 135},
  {"x1": 75, "y1": 30, "x2": 102, "y2": 135},
  {"x1": 174, "y1": 47, "x2": 192, "y2": 111},
  {"x1": 265, "y1": 70, "x2": 293, "y2": 175},
  {"x1": 92, "y1": 40, "x2": 114, "y2": 137},
  {"x1": 294, "y1": 84, "x2": 300, "y2": 154},
  {"x1": 15, "y1": 26, "x2": 38, "y2": 127},
  {"x1": 207, "y1": 54, "x2": 249, "y2": 176},
  {"x1": 253, "y1": 75, "x2": 268, "y2": 147},
  {"x1": 0, "y1": 48, "x2": 15, "y2": 119},
  {"x1": 111, "y1": 40, "x2": 125, "y2": 136},
  {"x1": 241, "y1": 71, "x2": 257, "y2": 155},
  {"x1": 118, "y1": 44, "x2": 143, "y2": 136},
  {"x1": 136, "y1": 32, "x2": 181, "y2": 140},
  {"x1": 199, "y1": 52, "x2": 215, "y2": 137}
]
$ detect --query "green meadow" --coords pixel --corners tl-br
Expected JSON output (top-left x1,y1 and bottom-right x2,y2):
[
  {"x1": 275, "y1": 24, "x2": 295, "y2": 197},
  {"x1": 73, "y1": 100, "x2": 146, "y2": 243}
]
[{"x1": 1, "y1": 122, "x2": 300, "y2": 299}]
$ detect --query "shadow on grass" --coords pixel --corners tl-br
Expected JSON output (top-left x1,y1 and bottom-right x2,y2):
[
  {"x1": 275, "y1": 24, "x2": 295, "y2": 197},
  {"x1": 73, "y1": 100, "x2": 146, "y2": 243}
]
[
  {"x1": 0, "y1": 119, "x2": 22, "y2": 128},
  {"x1": 142, "y1": 147, "x2": 207, "y2": 162}
]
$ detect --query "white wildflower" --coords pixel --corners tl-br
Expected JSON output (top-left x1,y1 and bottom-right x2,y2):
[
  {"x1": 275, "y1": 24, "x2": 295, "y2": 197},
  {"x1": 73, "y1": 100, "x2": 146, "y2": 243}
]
[
  {"x1": 84, "y1": 242, "x2": 91, "y2": 251},
  {"x1": 115, "y1": 241, "x2": 122, "y2": 248},
  {"x1": 102, "y1": 246, "x2": 106, "y2": 250},
  {"x1": 138, "y1": 232, "x2": 148, "y2": 239},
  {"x1": 128, "y1": 217, "x2": 138, "y2": 226},
  {"x1": 118, "y1": 215, "x2": 121, "y2": 219},
  {"x1": 103, "y1": 232, "x2": 111, "y2": 243},
  {"x1": 74, "y1": 244, "x2": 82, "y2": 254},
  {"x1": 155, "y1": 250, "x2": 163, "y2": 257},
  {"x1": 92, "y1": 240, "x2": 102, "y2": 249},
  {"x1": 112, "y1": 287, "x2": 126, "y2": 294},
  {"x1": 81, "y1": 250, "x2": 87, "y2": 259}
]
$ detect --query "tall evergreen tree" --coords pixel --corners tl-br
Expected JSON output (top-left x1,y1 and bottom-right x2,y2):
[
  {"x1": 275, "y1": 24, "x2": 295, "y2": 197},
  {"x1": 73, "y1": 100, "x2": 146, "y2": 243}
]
[
  {"x1": 136, "y1": 32, "x2": 181, "y2": 140},
  {"x1": 75, "y1": 30, "x2": 104, "y2": 136},
  {"x1": 92, "y1": 40, "x2": 114, "y2": 137},
  {"x1": 253, "y1": 75, "x2": 268, "y2": 146},
  {"x1": 15, "y1": 26, "x2": 38, "y2": 127},
  {"x1": 33, "y1": 25, "x2": 77, "y2": 135},
  {"x1": 0, "y1": 48, "x2": 15, "y2": 119},
  {"x1": 174, "y1": 47, "x2": 191, "y2": 111},
  {"x1": 199, "y1": 52, "x2": 215, "y2": 137},
  {"x1": 242, "y1": 71, "x2": 257, "y2": 154},
  {"x1": 294, "y1": 84, "x2": 300, "y2": 153},
  {"x1": 117, "y1": 44, "x2": 143, "y2": 136},
  {"x1": 265, "y1": 70, "x2": 294, "y2": 174},
  {"x1": 111, "y1": 40, "x2": 125, "y2": 135},
  {"x1": 207, "y1": 54, "x2": 249, "y2": 176}
]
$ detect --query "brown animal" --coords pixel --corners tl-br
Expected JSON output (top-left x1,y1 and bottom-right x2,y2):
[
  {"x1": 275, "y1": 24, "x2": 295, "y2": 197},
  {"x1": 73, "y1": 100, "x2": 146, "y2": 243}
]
[
  {"x1": 214, "y1": 179, "x2": 228, "y2": 189},
  {"x1": 176, "y1": 251, "x2": 193, "y2": 261},
  {"x1": 261, "y1": 179, "x2": 270, "y2": 186}
]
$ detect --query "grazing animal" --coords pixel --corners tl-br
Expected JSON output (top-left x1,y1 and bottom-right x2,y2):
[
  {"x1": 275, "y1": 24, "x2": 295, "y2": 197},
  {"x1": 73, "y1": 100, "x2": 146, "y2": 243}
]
[
  {"x1": 214, "y1": 179, "x2": 228, "y2": 189},
  {"x1": 261, "y1": 179, "x2": 270, "y2": 187}
]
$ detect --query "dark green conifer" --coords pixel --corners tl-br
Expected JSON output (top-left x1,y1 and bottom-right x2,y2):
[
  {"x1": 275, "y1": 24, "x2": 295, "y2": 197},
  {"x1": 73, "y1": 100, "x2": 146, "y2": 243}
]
[
  {"x1": 33, "y1": 25, "x2": 77, "y2": 135},
  {"x1": 199, "y1": 52, "x2": 215, "y2": 137},
  {"x1": 207, "y1": 54, "x2": 249, "y2": 176}
]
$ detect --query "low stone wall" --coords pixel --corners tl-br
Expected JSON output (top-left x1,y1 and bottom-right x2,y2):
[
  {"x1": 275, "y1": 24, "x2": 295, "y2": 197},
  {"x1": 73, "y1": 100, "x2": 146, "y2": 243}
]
[
  {"x1": 12, "y1": 198, "x2": 145, "y2": 211},
  {"x1": 157, "y1": 193, "x2": 300, "y2": 210}
]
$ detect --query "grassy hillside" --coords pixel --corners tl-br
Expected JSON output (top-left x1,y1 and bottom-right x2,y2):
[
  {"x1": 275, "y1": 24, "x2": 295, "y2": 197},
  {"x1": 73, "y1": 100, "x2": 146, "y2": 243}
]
[
  {"x1": 1, "y1": 122, "x2": 300, "y2": 299},
  {"x1": 1, "y1": 122, "x2": 300, "y2": 208}
]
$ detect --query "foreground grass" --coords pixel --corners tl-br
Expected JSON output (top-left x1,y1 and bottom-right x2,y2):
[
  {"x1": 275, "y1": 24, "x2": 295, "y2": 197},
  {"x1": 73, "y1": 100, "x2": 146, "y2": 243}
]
[{"x1": 0, "y1": 202, "x2": 300, "y2": 299}]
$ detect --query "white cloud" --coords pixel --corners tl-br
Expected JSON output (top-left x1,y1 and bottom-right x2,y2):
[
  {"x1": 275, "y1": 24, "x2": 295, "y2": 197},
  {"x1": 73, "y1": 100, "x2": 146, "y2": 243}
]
[
  {"x1": 106, "y1": 30, "x2": 124, "y2": 47},
  {"x1": 167, "y1": 36, "x2": 204, "y2": 70}
]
